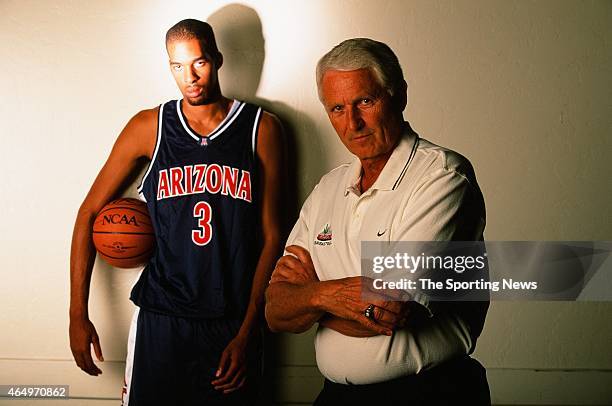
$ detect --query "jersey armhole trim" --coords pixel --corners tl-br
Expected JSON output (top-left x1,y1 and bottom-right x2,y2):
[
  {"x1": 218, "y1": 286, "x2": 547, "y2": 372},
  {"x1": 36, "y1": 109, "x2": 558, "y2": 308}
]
[
  {"x1": 137, "y1": 103, "x2": 164, "y2": 202},
  {"x1": 252, "y1": 107, "x2": 263, "y2": 157}
]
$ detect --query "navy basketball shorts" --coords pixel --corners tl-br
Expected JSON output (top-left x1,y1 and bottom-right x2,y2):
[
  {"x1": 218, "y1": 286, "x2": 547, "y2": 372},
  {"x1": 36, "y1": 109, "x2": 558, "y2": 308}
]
[{"x1": 121, "y1": 307, "x2": 262, "y2": 406}]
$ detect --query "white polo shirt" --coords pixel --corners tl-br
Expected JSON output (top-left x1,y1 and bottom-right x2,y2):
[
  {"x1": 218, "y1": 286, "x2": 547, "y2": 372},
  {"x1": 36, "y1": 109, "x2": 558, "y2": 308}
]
[{"x1": 285, "y1": 123, "x2": 486, "y2": 384}]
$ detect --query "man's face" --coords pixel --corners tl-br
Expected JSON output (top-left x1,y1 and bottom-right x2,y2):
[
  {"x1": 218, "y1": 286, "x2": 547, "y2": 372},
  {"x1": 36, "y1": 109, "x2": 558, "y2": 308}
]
[
  {"x1": 167, "y1": 38, "x2": 220, "y2": 106},
  {"x1": 321, "y1": 69, "x2": 404, "y2": 161}
]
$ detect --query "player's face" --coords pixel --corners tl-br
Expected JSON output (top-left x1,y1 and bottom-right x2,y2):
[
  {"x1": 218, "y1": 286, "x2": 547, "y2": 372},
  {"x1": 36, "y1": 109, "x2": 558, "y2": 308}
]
[
  {"x1": 321, "y1": 69, "x2": 404, "y2": 161},
  {"x1": 167, "y1": 39, "x2": 221, "y2": 106}
]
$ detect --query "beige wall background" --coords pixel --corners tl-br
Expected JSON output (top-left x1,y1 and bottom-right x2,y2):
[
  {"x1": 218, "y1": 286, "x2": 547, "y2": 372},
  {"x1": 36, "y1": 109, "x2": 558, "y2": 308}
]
[{"x1": 1, "y1": 0, "x2": 611, "y2": 405}]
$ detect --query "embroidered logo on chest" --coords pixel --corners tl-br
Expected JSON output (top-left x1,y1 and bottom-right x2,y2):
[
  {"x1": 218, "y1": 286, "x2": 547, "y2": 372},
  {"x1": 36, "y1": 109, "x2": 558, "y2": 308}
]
[{"x1": 315, "y1": 223, "x2": 333, "y2": 246}]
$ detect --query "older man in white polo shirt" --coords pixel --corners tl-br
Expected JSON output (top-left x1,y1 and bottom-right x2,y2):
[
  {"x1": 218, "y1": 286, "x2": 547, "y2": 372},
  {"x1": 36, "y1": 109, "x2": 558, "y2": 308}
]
[{"x1": 265, "y1": 38, "x2": 490, "y2": 405}]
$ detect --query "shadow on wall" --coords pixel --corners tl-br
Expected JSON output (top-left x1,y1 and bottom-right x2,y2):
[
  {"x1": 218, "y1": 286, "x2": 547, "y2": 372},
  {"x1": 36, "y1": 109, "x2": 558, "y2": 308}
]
[
  {"x1": 208, "y1": 3, "x2": 325, "y2": 227},
  {"x1": 207, "y1": 4, "x2": 320, "y2": 404}
]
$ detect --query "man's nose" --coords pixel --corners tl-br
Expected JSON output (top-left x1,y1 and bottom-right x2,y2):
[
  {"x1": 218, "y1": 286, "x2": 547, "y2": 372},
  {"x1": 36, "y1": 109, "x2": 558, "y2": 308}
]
[
  {"x1": 183, "y1": 66, "x2": 198, "y2": 84},
  {"x1": 347, "y1": 106, "x2": 364, "y2": 131}
]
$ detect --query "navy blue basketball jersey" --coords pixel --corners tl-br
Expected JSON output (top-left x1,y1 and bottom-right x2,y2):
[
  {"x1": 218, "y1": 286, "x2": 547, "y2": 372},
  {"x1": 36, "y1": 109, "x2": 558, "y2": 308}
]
[{"x1": 130, "y1": 99, "x2": 263, "y2": 319}]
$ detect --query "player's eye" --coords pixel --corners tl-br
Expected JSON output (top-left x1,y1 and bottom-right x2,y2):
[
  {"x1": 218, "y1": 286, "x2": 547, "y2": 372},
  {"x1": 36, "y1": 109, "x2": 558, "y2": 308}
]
[
  {"x1": 331, "y1": 105, "x2": 343, "y2": 113},
  {"x1": 172, "y1": 64, "x2": 183, "y2": 72},
  {"x1": 194, "y1": 60, "x2": 206, "y2": 68},
  {"x1": 360, "y1": 98, "x2": 373, "y2": 106}
]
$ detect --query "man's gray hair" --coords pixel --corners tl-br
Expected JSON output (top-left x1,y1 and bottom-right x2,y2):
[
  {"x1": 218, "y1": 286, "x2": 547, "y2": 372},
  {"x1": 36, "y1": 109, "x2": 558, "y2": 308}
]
[{"x1": 316, "y1": 38, "x2": 405, "y2": 101}]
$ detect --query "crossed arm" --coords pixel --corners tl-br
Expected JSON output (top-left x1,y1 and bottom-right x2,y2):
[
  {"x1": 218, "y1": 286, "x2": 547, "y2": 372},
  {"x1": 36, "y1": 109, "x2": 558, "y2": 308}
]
[
  {"x1": 265, "y1": 246, "x2": 417, "y2": 337},
  {"x1": 265, "y1": 165, "x2": 488, "y2": 342}
]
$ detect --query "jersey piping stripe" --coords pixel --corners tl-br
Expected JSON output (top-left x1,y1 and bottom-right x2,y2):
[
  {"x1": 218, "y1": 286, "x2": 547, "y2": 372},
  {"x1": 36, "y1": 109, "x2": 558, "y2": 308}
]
[
  {"x1": 121, "y1": 306, "x2": 139, "y2": 406},
  {"x1": 177, "y1": 99, "x2": 239, "y2": 141},
  {"x1": 176, "y1": 99, "x2": 245, "y2": 142},
  {"x1": 136, "y1": 104, "x2": 164, "y2": 200},
  {"x1": 251, "y1": 107, "x2": 262, "y2": 156},
  {"x1": 176, "y1": 100, "x2": 199, "y2": 142},
  {"x1": 209, "y1": 102, "x2": 246, "y2": 140},
  {"x1": 213, "y1": 99, "x2": 244, "y2": 138}
]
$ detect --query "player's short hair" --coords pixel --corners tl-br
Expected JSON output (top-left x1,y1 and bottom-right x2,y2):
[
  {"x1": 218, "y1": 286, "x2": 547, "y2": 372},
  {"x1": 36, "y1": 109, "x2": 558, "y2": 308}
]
[
  {"x1": 165, "y1": 19, "x2": 220, "y2": 59},
  {"x1": 316, "y1": 38, "x2": 405, "y2": 101}
]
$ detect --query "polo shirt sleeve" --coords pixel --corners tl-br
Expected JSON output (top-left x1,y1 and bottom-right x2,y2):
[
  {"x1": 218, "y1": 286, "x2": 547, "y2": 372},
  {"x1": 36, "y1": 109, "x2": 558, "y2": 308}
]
[
  {"x1": 395, "y1": 166, "x2": 488, "y2": 350},
  {"x1": 398, "y1": 167, "x2": 485, "y2": 242}
]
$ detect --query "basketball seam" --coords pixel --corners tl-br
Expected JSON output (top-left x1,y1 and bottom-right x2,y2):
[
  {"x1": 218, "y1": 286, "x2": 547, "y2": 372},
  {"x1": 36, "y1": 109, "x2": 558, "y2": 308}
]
[{"x1": 99, "y1": 248, "x2": 155, "y2": 260}]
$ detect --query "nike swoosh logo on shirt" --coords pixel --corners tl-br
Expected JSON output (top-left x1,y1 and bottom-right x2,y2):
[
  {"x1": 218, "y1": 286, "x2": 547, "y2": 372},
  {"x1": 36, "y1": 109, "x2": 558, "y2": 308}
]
[{"x1": 377, "y1": 230, "x2": 387, "y2": 237}]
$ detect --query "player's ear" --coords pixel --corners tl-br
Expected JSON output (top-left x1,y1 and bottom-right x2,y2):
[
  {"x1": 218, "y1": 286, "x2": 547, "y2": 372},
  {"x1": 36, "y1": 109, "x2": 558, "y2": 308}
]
[{"x1": 216, "y1": 52, "x2": 223, "y2": 69}]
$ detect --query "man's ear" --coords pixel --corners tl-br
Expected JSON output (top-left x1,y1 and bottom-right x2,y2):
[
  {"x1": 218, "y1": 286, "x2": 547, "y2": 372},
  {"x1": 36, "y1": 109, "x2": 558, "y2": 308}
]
[{"x1": 394, "y1": 79, "x2": 408, "y2": 112}]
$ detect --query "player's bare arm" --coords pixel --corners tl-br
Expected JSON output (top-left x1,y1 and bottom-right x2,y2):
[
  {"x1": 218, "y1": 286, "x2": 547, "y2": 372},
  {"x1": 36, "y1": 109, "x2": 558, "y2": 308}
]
[
  {"x1": 69, "y1": 108, "x2": 157, "y2": 376},
  {"x1": 212, "y1": 111, "x2": 285, "y2": 393}
]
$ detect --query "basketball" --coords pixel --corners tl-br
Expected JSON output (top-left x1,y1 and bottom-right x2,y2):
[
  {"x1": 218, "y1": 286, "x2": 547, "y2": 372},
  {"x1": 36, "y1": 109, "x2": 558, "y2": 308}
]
[{"x1": 92, "y1": 198, "x2": 155, "y2": 268}]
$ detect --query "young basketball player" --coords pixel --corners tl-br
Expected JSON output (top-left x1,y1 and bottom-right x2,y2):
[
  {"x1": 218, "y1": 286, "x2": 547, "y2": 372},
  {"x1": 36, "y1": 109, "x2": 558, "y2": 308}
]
[{"x1": 69, "y1": 19, "x2": 284, "y2": 405}]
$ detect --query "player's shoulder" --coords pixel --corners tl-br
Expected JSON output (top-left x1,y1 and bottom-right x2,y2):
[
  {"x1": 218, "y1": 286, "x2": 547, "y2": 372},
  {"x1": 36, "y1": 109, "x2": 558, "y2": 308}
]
[
  {"x1": 122, "y1": 105, "x2": 160, "y2": 139},
  {"x1": 255, "y1": 109, "x2": 284, "y2": 159},
  {"x1": 118, "y1": 105, "x2": 160, "y2": 158},
  {"x1": 240, "y1": 101, "x2": 279, "y2": 131},
  {"x1": 129, "y1": 106, "x2": 160, "y2": 128},
  {"x1": 257, "y1": 110, "x2": 282, "y2": 138}
]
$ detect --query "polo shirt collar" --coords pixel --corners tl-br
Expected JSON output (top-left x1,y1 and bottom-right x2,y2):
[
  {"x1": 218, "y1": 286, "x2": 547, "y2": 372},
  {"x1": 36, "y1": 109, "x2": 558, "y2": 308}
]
[{"x1": 344, "y1": 122, "x2": 419, "y2": 196}]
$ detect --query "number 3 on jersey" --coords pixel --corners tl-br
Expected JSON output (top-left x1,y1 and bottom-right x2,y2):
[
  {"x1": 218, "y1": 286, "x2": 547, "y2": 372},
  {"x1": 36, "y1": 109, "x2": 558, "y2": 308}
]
[{"x1": 192, "y1": 201, "x2": 212, "y2": 246}]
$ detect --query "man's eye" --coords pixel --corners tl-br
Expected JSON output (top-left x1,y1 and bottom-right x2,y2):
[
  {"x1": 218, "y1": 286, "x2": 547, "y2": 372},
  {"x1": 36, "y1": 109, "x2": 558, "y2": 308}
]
[
  {"x1": 195, "y1": 60, "x2": 206, "y2": 67},
  {"x1": 361, "y1": 98, "x2": 373, "y2": 105},
  {"x1": 172, "y1": 65, "x2": 183, "y2": 72},
  {"x1": 331, "y1": 105, "x2": 343, "y2": 113}
]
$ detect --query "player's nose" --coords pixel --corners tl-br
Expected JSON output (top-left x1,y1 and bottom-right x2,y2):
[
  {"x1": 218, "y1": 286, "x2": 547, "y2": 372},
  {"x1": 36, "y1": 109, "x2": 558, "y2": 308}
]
[{"x1": 183, "y1": 66, "x2": 198, "y2": 84}]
